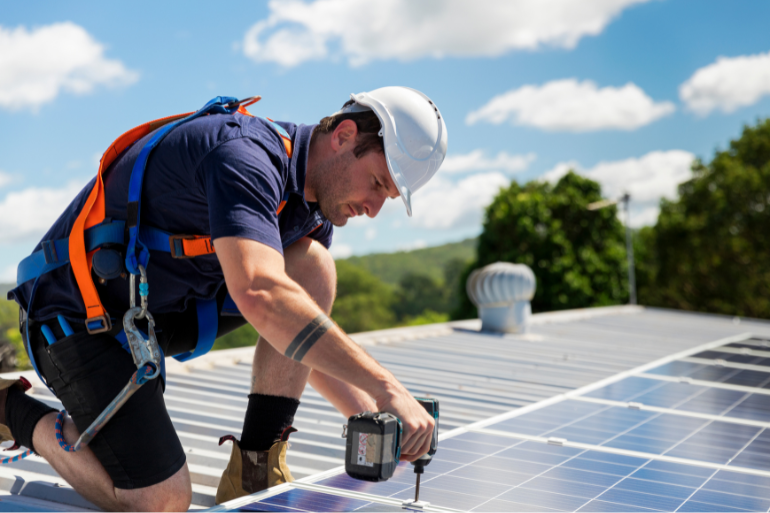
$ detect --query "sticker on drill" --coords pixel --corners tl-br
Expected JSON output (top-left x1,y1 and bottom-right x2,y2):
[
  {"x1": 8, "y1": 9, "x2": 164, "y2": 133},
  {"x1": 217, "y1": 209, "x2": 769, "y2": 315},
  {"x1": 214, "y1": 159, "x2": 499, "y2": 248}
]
[
  {"x1": 356, "y1": 432, "x2": 374, "y2": 467},
  {"x1": 351, "y1": 431, "x2": 395, "y2": 467}
]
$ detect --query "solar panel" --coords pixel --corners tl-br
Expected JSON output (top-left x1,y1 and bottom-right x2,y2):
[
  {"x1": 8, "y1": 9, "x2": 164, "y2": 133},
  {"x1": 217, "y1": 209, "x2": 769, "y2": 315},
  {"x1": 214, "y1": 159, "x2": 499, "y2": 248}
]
[{"x1": 212, "y1": 333, "x2": 770, "y2": 512}]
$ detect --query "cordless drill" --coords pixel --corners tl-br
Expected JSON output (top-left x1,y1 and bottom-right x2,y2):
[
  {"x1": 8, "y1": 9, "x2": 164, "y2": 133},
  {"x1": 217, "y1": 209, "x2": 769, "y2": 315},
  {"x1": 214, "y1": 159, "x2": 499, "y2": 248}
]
[{"x1": 343, "y1": 398, "x2": 439, "y2": 504}]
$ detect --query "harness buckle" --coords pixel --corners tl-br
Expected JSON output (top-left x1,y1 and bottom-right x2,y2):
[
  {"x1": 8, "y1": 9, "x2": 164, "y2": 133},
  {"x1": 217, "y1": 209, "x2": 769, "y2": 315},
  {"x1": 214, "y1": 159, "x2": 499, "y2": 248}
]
[
  {"x1": 41, "y1": 240, "x2": 59, "y2": 264},
  {"x1": 169, "y1": 234, "x2": 196, "y2": 259},
  {"x1": 85, "y1": 315, "x2": 112, "y2": 335}
]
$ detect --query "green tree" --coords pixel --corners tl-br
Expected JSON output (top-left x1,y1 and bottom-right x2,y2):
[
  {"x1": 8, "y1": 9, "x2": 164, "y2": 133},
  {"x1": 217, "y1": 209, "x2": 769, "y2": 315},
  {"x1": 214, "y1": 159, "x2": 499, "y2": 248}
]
[
  {"x1": 442, "y1": 257, "x2": 469, "y2": 315},
  {"x1": 640, "y1": 119, "x2": 770, "y2": 317},
  {"x1": 453, "y1": 172, "x2": 628, "y2": 318},
  {"x1": 0, "y1": 300, "x2": 28, "y2": 370},
  {"x1": 393, "y1": 273, "x2": 447, "y2": 321},
  {"x1": 332, "y1": 260, "x2": 396, "y2": 333}
]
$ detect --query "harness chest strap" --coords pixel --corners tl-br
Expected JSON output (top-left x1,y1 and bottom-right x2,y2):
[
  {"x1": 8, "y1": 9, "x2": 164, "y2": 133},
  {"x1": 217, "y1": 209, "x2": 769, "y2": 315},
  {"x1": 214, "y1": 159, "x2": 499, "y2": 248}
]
[{"x1": 64, "y1": 99, "x2": 292, "y2": 333}]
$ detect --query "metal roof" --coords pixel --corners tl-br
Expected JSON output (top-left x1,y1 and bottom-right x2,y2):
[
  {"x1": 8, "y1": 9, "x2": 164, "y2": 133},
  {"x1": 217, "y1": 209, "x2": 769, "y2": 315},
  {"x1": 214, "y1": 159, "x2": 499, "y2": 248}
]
[{"x1": 0, "y1": 305, "x2": 766, "y2": 511}]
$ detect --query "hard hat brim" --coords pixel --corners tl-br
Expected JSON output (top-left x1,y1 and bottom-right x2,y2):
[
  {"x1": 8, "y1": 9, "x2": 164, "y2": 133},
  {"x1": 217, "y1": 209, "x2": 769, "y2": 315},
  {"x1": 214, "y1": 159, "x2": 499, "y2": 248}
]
[
  {"x1": 383, "y1": 150, "x2": 413, "y2": 217},
  {"x1": 345, "y1": 92, "x2": 414, "y2": 217}
]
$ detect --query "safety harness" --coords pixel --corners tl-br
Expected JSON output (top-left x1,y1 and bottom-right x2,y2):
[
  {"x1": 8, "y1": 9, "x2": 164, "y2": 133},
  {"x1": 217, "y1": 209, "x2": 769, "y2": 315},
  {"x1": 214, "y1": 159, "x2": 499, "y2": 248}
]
[{"x1": 14, "y1": 95, "x2": 295, "y2": 453}]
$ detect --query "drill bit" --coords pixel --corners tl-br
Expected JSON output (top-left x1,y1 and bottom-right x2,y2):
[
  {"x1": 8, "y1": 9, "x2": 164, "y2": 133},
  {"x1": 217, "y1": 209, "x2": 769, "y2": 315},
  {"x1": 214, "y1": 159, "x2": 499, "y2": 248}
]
[{"x1": 414, "y1": 472, "x2": 421, "y2": 502}]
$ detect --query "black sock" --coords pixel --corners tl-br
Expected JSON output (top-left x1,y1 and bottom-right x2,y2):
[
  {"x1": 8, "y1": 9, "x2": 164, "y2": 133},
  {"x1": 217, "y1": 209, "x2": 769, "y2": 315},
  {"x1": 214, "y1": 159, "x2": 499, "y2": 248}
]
[
  {"x1": 239, "y1": 393, "x2": 300, "y2": 451},
  {"x1": 6, "y1": 386, "x2": 56, "y2": 453}
]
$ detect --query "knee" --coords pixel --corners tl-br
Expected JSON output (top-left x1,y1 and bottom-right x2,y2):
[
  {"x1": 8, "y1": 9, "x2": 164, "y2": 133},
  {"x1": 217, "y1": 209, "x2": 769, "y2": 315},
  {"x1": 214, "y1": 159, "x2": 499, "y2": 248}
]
[
  {"x1": 117, "y1": 465, "x2": 192, "y2": 512},
  {"x1": 284, "y1": 238, "x2": 336, "y2": 313}
]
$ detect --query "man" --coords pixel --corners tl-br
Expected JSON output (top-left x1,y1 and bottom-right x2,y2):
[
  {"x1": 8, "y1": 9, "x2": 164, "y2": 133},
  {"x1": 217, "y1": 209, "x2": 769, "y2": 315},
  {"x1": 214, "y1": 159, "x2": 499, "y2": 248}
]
[{"x1": 5, "y1": 86, "x2": 447, "y2": 511}]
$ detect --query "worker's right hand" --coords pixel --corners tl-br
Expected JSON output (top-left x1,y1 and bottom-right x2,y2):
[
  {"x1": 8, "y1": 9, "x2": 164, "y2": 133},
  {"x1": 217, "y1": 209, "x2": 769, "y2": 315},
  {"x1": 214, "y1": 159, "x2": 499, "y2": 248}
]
[{"x1": 375, "y1": 384, "x2": 435, "y2": 462}]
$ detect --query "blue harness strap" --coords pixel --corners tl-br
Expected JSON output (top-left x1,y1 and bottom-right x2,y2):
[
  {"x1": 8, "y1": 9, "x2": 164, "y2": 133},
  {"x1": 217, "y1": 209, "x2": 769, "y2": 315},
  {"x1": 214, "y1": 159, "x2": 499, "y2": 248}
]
[
  {"x1": 16, "y1": 222, "x2": 195, "y2": 286},
  {"x1": 124, "y1": 96, "x2": 242, "y2": 276},
  {"x1": 221, "y1": 293, "x2": 241, "y2": 316},
  {"x1": 173, "y1": 298, "x2": 218, "y2": 362}
]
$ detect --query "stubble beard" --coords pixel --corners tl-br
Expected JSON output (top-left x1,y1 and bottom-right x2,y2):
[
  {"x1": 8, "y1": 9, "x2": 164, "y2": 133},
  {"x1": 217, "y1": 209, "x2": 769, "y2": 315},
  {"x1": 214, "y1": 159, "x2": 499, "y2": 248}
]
[{"x1": 309, "y1": 150, "x2": 356, "y2": 227}]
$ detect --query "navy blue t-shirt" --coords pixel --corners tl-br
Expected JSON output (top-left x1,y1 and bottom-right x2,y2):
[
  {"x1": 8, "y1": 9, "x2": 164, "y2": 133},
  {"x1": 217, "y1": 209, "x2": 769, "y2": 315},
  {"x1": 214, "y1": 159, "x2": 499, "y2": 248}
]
[{"x1": 10, "y1": 112, "x2": 333, "y2": 322}]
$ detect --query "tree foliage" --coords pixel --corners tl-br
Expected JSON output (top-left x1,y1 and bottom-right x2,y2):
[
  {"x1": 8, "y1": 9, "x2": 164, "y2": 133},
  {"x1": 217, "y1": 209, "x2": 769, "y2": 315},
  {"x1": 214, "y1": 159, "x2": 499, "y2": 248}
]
[
  {"x1": 638, "y1": 118, "x2": 770, "y2": 318},
  {"x1": 332, "y1": 257, "x2": 464, "y2": 333},
  {"x1": 332, "y1": 260, "x2": 396, "y2": 333},
  {"x1": 0, "y1": 301, "x2": 29, "y2": 370},
  {"x1": 454, "y1": 172, "x2": 628, "y2": 318}
]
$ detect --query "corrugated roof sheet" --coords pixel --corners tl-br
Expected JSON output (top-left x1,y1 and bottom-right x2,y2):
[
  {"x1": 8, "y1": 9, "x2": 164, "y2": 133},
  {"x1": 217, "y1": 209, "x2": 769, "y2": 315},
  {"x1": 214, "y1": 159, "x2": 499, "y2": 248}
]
[{"x1": 0, "y1": 305, "x2": 767, "y2": 510}]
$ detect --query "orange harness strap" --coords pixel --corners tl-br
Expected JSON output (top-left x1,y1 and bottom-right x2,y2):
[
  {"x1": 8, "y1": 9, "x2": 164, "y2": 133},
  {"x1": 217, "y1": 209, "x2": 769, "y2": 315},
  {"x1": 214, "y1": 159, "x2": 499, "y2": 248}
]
[
  {"x1": 69, "y1": 105, "x2": 294, "y2": 331},
  {"x1": 70, "y1": 111, "x2": 194, "y2": 333}
]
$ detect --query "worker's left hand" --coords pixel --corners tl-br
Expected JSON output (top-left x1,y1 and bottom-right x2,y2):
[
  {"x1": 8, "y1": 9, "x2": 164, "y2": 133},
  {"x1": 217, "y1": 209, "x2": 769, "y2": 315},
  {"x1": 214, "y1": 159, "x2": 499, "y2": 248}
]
[{"x1": 375, "y1": 384, "x2": 434, "y2": 461}]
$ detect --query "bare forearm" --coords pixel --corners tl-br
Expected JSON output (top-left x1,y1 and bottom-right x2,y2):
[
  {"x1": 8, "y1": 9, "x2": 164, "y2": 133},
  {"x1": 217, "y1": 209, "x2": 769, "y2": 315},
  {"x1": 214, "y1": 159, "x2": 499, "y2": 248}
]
[
  {"x1": 217, "y1": 236, "x2": 434, "y2": 461},
  {"x1": 308, "y1": 371, "x2": 377, "y2": 418},
  {"x1": 236, "y1": 274, "x2": 397, "y2": 402}
]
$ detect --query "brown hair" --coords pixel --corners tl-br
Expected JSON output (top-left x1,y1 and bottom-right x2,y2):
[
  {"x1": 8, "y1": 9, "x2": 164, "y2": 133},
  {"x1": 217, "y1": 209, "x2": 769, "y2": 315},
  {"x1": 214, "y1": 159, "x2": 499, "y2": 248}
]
[{"x1": 313, "y1": 100, "x2": 384, "y2": 159}]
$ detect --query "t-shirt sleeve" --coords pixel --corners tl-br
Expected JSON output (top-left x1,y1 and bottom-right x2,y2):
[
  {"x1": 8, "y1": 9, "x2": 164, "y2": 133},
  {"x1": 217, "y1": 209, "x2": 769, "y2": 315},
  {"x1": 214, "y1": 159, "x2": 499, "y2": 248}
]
[
  {"x1": 307, "y1": 220, "x2": 334, "y2": 249},
  {"x1": 199, "y1": 138, "x2": 285, "y2": 255}
]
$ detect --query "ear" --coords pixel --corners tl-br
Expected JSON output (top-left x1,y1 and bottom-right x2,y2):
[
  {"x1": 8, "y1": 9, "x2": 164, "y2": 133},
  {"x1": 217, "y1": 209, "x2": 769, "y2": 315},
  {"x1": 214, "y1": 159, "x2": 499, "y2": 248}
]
[{"x1": 331, "y1": 119, "x2": 359, "y2": 153}]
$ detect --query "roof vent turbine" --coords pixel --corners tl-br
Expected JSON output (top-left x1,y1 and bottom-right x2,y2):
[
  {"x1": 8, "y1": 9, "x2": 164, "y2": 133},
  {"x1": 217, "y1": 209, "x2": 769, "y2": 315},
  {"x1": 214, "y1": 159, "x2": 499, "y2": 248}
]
[{"x1": 467, "y1": 262, "x2": 536, "y2": 333}]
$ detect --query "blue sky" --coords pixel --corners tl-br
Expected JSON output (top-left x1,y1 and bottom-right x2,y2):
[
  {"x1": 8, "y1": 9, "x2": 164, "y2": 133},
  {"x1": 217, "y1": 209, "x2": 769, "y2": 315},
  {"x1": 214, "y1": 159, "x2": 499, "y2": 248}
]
[{"x1": 2, "y1": 0, "x2": 770, "y2": 281}]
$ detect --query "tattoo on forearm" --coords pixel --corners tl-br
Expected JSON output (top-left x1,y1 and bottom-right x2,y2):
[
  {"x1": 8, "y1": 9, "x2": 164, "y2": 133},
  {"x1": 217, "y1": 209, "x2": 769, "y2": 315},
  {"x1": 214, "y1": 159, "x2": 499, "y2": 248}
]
[{"x1": 285, "y1": 314, "x2": 334, "y2": 362}]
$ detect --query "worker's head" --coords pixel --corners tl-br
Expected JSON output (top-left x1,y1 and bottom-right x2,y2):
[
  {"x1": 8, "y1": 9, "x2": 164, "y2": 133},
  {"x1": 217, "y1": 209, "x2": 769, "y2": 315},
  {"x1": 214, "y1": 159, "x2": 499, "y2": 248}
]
[{"x1": 307, "y1": 87, "x2": 447, "y2": 227}]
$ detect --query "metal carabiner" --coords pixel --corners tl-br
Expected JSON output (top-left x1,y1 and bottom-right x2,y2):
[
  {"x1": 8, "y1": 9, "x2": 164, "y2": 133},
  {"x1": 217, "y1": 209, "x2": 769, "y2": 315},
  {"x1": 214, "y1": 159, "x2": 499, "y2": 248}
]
[
  {"x1": 123, "y1": 306, "x2": 161, "y2": 381},
  {"x1": 55, "y1": 306, "x2": 162, "y2": 453},
  {"x1": 129, "y1": 265, "x2": 150, "y2": 320}
]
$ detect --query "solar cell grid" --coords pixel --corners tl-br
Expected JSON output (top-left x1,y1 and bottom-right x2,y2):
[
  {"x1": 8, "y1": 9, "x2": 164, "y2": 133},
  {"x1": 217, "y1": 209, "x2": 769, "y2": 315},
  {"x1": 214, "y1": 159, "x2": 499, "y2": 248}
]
[
  {"x1": 485, "y1": 395, "x2": 770, "y2": 473},
  {"x1": 225, "y1": 337, "x2": 770, "y2": 512},
  {"x1": 645, "y1": 360, "x2": 770, "y2": 390},
  {"x1": 585, "y1": 376, "x2": 668, "y2": 401},
  {"x1": 691, "y1": 350, "x2": 770, "y2": 365},
  {"x1": 300, "y1": 436, "x2": 770, "y2": 512},
  {"x1": 692, "y1": 367, "x2": 770, "y2": 388},
  {"x1": 237, "y1": 488, "x2": 403, "y2": 512},
  {"x1": 645, "y1": 361, "x2": 708, "y2": 377},
  {"x1": 587, "y1": 366, "x2": 770, "y2": 424},
  {"x1": 727, "y1": 340, "x2": 770, "y2": 350}
]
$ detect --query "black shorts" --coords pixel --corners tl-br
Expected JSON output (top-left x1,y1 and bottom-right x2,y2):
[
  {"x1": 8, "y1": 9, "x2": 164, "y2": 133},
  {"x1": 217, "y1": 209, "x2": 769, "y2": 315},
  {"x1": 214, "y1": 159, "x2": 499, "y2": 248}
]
[{"x1": 22, "y1": 289, "x2": 248, "y2": 489}]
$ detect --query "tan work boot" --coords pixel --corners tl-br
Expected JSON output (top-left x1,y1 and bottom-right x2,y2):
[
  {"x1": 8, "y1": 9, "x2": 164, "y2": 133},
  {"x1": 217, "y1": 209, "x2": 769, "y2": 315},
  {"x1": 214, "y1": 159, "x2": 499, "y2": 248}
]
[
  {"x1": 215, "y1": 426, "x2": 298, "y2": 505},
  {"x1": 0, "y1": 377, "x2": 32, "y2": 444}
]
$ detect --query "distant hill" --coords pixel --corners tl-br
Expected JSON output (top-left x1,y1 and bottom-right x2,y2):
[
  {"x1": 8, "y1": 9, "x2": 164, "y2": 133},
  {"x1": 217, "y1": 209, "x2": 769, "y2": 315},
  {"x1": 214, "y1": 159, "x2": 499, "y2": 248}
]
[
  {"x1": 342, "y1": 238, "x2": 477, "y2": 285},
  {"x1": 0, "y1": 283, "x2": 13, "y2": 301}
]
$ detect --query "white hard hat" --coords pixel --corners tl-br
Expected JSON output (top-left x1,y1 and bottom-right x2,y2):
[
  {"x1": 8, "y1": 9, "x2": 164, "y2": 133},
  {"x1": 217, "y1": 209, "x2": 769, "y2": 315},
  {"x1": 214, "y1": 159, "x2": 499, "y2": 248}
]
[{"x1": 336, "y1": 86, "x2": 448, "y2": 216}]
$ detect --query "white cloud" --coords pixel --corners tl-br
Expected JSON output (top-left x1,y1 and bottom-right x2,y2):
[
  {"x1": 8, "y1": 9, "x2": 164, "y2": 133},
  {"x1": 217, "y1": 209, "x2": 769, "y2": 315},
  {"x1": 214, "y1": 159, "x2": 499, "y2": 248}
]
[
  {"x1": 0, "y1": 181, "x2": 86, "y2": 243},
  {"x1": 542, "y1": 150, "x2": 695, "y2": 226},
  {"x1": 680, "y1": 51, "x2": 770, "y2": 116},
  {"x1": 330, "y1": 243, "x2": 353, "y2": 259},
  {"x1": 0, "y1": 172, "x2": 11, "y2": 189},
  {"x1": 467, "y1": 79, "x2": 675, "y2": 132},
  {"x1": 0, "y1": 22, "x2": 139, "y2": 110},
  {"x1": 411, "y1": 172, "x2": 509, "y2": 229},
  {"x1": 243, "y1": 0, "x2": 648, "y2": 67},
  {"x1": 364, "y1": 227, "x2": 377, "y2": 241},
  {"x1": 540, "y1": 161, "x2": 581, "y2": 183},
  {"x1": 442, "y1": 150, "x2": 536, "y2": 174}
]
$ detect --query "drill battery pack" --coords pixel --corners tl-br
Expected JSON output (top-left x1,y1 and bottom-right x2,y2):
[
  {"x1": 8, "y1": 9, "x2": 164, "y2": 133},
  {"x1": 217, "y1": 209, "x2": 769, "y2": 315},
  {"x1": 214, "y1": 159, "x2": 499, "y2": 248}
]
[{"x1": 344, "y1": 411, "x2": 402, "y2": 482}]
